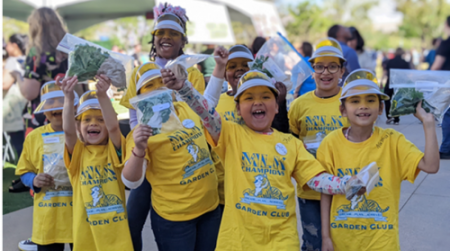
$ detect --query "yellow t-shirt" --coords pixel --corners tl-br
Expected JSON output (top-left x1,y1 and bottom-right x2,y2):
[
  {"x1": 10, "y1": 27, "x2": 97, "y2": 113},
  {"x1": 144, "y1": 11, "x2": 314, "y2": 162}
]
[
  {"x1": 213, "y1": 92, "x2": 244, "y2": 205},
  {"x1": 120, "y1": 66, "x2": 205, "y2": 109},
  {"x1": 125, "y1": 101, "x2": 218, "y2": 221},
  {"x1": 288, "y1": 89, "x2": 349, "y2": 200},
  {"x1": 15, "y1": 124, "x2": 73, "y2": 245},
  {"x1": 317, "y1": 127, "x2": 424, "y2": 251},
  {"x1": 64, "y1": 137, "x2": 133, "y2": 251},
  {"x1": 207, "y1": 120, "x2": 326, "y2": 250}
]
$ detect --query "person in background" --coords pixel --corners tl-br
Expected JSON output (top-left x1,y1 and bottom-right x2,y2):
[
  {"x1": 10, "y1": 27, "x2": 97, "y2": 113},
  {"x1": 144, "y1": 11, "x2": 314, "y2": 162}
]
[
  {"x1": 293, "y1": 41, "x2": 315, "y2": 98},
  {"x1": 19, "y1": 7, "x2": 84, "y2": 132},
  {"x1": 348, "y1": 27, "x2": 376, "y2": 72},
  {"x1": 422, "y1": 38, "x2": 442, "y2": 70},
  {"x1": 3, "y1": 34, "x2": 29, "y2": 194},
  {"x1": 431, "y1": 15, "x2": 450, "y2": 159},
  {"x1": 385, "y1": 48, "x2": 411, "y2": 125},
  {"x1": 251, "y1": 36, "x2": 266, "y2": 56},
  {"x1": 198, "y1": 45, "x2": 215, "y2": 74},
  {"x1": 327, "y1": 24, "x2": 361, "y2": 84},
  {"x1": 132, "y1": 44, "x2": 143, "y2": 67}
]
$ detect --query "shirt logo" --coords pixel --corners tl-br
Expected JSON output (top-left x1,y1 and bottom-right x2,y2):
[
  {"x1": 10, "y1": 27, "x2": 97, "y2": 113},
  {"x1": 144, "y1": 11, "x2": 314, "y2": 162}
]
[
  {"x1": 182, "y1": 141, "x2": 213, "y2": 179},
  {"x1": 240, "y1": 174, "x2": 288, "y2": 209},
  {"x1": 334, "y1": 195, "x2": 389, "y2": 222},
  {"x1": 84, "y1": 185, "x2": 124, "y2": 216}
]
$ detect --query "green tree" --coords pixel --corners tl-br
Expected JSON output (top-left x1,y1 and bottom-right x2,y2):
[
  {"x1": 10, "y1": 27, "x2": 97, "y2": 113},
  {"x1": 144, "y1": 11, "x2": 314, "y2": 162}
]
[
  {"x1": 3, "y1": 17, "x2": 29, "y2": 40},
  {"x1": 397, "y1": 0, "x2": 450, "y2": 42}
]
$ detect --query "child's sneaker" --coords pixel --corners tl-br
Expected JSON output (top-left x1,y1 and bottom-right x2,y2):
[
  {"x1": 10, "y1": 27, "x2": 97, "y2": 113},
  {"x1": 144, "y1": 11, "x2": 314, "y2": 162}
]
[{"x1": 18, "y1": 238, "x2": 37, "y2": 251}]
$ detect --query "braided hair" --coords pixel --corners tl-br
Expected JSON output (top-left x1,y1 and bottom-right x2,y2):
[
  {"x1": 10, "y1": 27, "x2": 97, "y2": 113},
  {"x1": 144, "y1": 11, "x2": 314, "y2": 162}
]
[{"x1": 149, "y1": 3, "x2": 189, "y2": 61}]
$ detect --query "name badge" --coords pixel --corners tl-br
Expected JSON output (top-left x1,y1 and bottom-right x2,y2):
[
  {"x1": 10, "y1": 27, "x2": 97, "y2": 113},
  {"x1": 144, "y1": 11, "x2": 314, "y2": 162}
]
[
  {"x1": 275, "y1": 143, "x2": 287, "y2": 156},
  {"x1": 152, "y1": 103, "x2": 170, "y2": 112},
  {"x1": 182, "y1": 119, "x2": 195, "y2": 129},
  {"x1": 43, "y1": 137, "x2": 60, "y2": 144}
]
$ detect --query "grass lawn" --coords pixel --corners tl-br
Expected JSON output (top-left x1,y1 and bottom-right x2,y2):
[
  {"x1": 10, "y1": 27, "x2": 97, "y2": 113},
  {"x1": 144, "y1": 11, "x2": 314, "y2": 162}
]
[{"x1": 3, "y1": 162, "x2": 33, "y2": 215}]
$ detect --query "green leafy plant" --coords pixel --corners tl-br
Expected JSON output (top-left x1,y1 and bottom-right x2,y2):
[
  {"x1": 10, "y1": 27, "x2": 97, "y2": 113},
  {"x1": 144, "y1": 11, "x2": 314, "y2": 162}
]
[
  {"x1": 389, "y1": 88, "x2": 435, "y2": 117},
  {"x1": 67, "y1": 44, "x2": 110, "y2": 82},
  {"x1": 250, "y1": 55, "x2": 273, "y2": 78}
]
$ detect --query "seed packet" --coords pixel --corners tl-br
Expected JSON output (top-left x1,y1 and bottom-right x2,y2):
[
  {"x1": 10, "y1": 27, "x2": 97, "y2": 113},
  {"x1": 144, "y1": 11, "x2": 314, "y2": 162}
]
[
  {"x1": 129, "y1": 89, "x2": 183, "y2": 135},
  {"x1": 42, "y1": 132, "x2": 71, "y2": 188},
  {"x1": 345, "y1": 162, "x2": 379, "y2": 202},
  {"x1": 389, "y1": 69, "x2": 450, "y2": 122},
  {"x1": 57, "y1": 33, "x2": 134, "y2": 88}
]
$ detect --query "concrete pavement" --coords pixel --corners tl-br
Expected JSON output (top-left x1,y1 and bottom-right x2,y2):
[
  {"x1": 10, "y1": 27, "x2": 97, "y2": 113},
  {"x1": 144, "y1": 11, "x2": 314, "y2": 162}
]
[{"x1": 3, "y1": 113, "x2": 450, "y2": 251}]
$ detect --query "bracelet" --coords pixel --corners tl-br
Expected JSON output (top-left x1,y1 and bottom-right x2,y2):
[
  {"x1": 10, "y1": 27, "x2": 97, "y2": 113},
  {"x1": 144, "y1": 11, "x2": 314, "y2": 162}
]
[{"x1": 132, "y1": 148, "x2": 146, "y2": 158}]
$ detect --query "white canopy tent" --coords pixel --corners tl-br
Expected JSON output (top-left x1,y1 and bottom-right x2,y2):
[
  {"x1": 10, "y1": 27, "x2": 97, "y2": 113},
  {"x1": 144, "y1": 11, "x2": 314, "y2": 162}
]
[{"x1": 3, "y1": 0, "x2": 286, "y2": 44}]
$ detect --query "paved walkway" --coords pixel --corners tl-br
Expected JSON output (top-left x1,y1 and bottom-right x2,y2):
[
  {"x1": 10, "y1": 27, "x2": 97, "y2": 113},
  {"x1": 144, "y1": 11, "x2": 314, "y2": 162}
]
[{"x1": 3, "y1": 113, "x2": 449, "y2": 251}]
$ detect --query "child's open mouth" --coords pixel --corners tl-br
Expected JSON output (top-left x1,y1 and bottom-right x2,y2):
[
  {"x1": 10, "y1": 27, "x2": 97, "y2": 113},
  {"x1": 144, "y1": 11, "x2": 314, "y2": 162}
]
[
  {"x1": 320, "y1": 77, "x2": 333, "y2": 84},
  {"x1": 233, "y1": 70, "x2": 246, "y2": 82},
  {"x1": 87, "y1": 130, "x2": 101, "y2": 136},
  {"x1": 160, "y1": 42, "x2": 173, "y2": 52},
  {"x1": 252, "y1": 109, "x2": 266, "y2": 119},
  {"x1": 356, "y1": 113, "x2": 371, "y2": 118}
]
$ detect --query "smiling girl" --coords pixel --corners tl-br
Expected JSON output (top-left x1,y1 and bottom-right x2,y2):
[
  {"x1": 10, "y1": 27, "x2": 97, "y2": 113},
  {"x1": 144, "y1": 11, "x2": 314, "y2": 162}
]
[
  {"x1": 161, "y1": 68, "x2": 366, "y2": 250},
  {"x1": 118, "y1": 4, "x2": 208, "y2": 249},
  {"x1": 288, "y1": 37, "x2": 350, "y2": 250},
  {"x1": 122, "y1": 50, "x2": 227, "y2": 250},
  {"x1": 59, "y1": 75, "x2": 133, "y2": 251},
  {"x1": 319, "y1": 70, "x2": 439, "y2": 251}
]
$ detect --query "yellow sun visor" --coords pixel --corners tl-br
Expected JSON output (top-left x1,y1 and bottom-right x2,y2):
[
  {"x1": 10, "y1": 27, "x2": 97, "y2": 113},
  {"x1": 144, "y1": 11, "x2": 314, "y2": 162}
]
[
  {"x1": 152, "y1": 13, "x2": 185, "y2": 35},
  {"x1": 341, "y1": 69, "x2": 389, "y2": 100},
  {"x1": 75, "y1": 90, "x2": 102, "y2": 119},
  {"x1": 34, "y1": 81, "x2": 79, "y2": 114},
  {"x1": 234, "y1": 70, "x2": 279, "y2": 101},
  {"x1": 309, "y1": 37, "x2": 346, "y2": 63},
  {"x1": 135, "y1": 62, "x2": 163, "y2": 94}
]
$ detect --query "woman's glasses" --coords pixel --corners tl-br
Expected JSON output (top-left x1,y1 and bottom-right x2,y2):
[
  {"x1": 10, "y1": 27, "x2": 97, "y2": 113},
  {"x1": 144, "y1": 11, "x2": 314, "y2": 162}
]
[{"x1": 313, "y1": 63, "x2": 341, "y2": 74}]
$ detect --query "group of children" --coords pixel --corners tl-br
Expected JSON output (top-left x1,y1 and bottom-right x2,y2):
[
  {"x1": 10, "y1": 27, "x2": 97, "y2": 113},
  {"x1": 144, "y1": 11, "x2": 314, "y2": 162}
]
[{"x1": 15, "y1": 2, "x2": 439, "y2": 251}]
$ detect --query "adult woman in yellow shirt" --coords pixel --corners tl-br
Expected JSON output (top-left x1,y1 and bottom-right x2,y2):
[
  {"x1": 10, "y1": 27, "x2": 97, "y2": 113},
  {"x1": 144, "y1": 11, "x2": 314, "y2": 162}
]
[
  {"x1": 122, "y1": 46, "x2": 228, "y2": 251},
  {"x1": 288, "y1": 37, "x2": 350, "y2": 251},
  {"x1": 119, "y1": 4, "x2": 206, "y2": 250}
]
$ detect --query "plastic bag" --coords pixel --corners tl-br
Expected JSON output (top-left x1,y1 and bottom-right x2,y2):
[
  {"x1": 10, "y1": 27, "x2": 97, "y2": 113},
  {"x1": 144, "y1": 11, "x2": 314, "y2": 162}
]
[
  {"x1": 345, "y1": 162, "x2": 379, "y2": 202},
  {"x1": 389, "y1": 69, "x2": 450, "y2": 122},
  {"x1": 42, "y1": 132, "x2": 71, "y2": 188},
  {"x1": 57, "y1": 33, "x2": 134, "y2": 88},
  {"x1": 252, "y1": 32, "x2": 314, "y2": 93},
  {"x1": 165, "y1": 54, "x2": 212, "y2": 80},
  {"x1": 303, "y1": 133, "x2": 326, "y2": 158},
  {"x1": 129, "y1": 89, "x2": 183, "y2": 135}
]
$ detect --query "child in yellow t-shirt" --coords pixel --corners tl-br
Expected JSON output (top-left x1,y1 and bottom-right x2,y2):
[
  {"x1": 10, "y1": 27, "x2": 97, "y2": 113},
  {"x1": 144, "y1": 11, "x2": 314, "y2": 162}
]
[
  {"x1": 122, "y1": 52, "x2": 229, "y2": 250},
  {"x1": 58, "y1": 75, "x2": 133, "y2": 251},
  {"x1": 162, "y1": 68, "x2": 365, "y2": 250},
  {"x1": 288, "y1": 37, "x2": 350, "y2": 250},
  {"x1": 319, "y1": 69, "x2": 439, "y2": 251},
  {"x1": 206, "y1": 44, "x2": 290, "y2": 209},
  {"x1": 16, "y1": 81, "x2": 78, "y2": 251},
  {"x1": 119, "y1": 5, "x2": 205, "y2": 249}
]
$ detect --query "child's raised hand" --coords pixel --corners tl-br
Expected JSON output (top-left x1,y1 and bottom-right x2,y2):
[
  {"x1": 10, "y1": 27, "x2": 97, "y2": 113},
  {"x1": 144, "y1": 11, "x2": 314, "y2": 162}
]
[
  {"x1": 33, "y1": 173, "x2": 55, "y2": 188},
  {"x1": 133, "y1": 125, "x2": 153, "y2": 152},
  {"x1": 275, "y1": 82, "x2": 287, "y2": 103},
  {"x1": 96, "y1": 74, "x2": 112, "y2": 97},
  {"x1": 161, "y1": 69, "x2": 184, "y2": 90},
  {"x1": 56, "y1": 75, "x2": 77, "y2": 100},
  {"x1": 414, "y1": 100, "x2": 434, "y2": 124},
  {"x1": 214, "y1": 46, "x2": 229, "y2": 67},
  {"x1": 322, "y1": 237, "x2": 334, "y2": 251}
]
